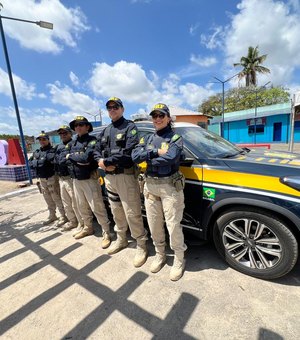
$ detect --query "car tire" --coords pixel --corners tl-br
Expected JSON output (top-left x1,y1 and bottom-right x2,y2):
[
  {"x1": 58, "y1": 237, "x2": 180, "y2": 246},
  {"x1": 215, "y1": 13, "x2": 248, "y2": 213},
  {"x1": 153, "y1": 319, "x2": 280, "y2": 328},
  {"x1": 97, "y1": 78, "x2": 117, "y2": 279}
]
[{"x1": 213, "y1": 207, "x2": 298, "y2": 279}]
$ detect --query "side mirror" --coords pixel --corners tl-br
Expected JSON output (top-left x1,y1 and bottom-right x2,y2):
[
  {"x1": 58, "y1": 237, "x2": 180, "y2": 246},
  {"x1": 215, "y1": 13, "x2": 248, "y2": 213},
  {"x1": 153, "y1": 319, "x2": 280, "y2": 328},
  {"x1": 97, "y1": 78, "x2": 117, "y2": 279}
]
[{"x1": 180, "y1": 157, "x2": 194, "y2": 167}]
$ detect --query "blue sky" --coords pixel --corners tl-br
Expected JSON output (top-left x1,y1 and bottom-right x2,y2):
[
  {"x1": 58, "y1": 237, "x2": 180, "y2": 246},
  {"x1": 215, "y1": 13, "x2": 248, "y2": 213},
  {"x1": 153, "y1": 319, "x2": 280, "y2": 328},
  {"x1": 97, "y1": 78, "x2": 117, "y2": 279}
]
[{"x1": 0, "y1": 0, "x2": 300, "y2": 136}]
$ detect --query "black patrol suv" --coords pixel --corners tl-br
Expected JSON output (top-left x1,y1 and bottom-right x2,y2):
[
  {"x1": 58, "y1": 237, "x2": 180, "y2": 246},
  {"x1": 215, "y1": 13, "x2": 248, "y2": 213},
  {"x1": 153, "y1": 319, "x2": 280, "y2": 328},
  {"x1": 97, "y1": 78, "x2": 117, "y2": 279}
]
[{"x1": 93, "y1": 121, "x2": 300, "y2": 280}]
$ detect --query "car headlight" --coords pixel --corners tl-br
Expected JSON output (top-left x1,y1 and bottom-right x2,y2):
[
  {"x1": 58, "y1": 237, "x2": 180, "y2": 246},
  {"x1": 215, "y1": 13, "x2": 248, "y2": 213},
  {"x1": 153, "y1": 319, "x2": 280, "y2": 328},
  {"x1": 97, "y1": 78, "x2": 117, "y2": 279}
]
[{"x1": 280, "y1": 176, "x2": 300, "y2": 191}]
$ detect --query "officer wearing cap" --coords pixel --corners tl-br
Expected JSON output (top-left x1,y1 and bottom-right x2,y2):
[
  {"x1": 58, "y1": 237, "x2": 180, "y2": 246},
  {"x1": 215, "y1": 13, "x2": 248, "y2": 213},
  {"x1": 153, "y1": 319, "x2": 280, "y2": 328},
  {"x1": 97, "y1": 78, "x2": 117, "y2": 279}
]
[
  {"x1": 132, "y1": 103, "x2": 187, "y2": 281},
  {"x1": 29, "y1": 131, "x2": 67, "y2": 226},
  {"x1": 66, "y1": 116, "x2": 111, "y2": 247},
  {"x1": 54, "y1": 125, "x2": 84, "y2": 232},
  {"x1": 94, "y1": 97, "x2": 148, "y2": 268}
]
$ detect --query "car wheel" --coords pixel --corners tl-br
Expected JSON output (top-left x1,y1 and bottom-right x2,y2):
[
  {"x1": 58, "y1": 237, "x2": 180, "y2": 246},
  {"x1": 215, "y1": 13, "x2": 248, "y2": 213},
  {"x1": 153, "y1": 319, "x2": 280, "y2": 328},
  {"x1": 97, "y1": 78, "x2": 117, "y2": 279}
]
[{"x1": 213, "y1": 207, "x2": 298, "y2": 279}]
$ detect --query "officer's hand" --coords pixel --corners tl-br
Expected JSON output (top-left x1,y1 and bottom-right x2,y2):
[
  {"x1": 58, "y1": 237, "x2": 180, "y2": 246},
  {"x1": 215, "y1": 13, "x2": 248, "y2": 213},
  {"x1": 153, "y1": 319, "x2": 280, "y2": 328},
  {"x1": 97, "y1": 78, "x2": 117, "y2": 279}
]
[
  {"x1": 106, "y1": 165, "x2": 116, "y2": 172},
  {"x1": 98, "y1": 159, "x2": 106, "y2": 170},
  {"x1": 158, "y1": 148, "x2": 167, "y2": 156}
]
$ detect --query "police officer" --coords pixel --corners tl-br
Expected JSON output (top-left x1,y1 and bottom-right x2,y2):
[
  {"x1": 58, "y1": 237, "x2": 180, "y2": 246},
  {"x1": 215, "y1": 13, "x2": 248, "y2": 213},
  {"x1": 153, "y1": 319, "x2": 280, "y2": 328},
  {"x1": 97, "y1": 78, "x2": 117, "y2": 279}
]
[
  {"x1": 94, "y1": 97, "x2": 148, "y2": 268},
  {"x1": 66, "y1": 116, "x2": 111, "y2": 246},
  {"x1": 29, "y1": 131, "x2": 67, "y2": 226},
  {"x1": 55, "y1": 125, "x2": 84, "y2": 232},
  {"x1": 132, "y1": 103, "x2": 187, "y2": 281}
]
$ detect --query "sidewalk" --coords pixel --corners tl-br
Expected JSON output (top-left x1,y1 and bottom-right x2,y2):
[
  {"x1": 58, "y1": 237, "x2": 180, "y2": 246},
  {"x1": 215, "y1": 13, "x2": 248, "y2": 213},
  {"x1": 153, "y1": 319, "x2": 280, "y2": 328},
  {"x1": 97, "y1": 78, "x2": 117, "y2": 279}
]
[{"x1": 1, "y1": 189, "x2": 300, "y2": 339}]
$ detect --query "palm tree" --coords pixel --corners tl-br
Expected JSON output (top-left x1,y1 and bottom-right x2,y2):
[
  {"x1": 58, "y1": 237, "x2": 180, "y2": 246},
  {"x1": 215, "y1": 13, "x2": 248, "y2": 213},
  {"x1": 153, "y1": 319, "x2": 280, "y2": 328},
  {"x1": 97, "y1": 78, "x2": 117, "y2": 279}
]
[{"x1": 233, "y1": 46, "x2": 270, "y2": 87}]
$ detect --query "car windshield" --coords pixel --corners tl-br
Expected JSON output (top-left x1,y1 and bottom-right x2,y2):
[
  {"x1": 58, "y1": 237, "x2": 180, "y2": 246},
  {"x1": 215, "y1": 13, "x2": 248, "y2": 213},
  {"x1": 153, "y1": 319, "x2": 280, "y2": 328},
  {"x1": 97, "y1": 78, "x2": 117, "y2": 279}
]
[{"x1": 175, "y1": 126, "x2": 242, "y2": 158}]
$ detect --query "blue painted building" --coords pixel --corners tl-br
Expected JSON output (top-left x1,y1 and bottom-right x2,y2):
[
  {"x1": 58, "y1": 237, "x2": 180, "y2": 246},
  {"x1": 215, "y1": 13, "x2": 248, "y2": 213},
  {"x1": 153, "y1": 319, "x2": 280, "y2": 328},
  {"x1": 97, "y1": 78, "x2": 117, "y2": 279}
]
[{"x1": 209, "y1": 102, "x2": 300, "y2": 143}]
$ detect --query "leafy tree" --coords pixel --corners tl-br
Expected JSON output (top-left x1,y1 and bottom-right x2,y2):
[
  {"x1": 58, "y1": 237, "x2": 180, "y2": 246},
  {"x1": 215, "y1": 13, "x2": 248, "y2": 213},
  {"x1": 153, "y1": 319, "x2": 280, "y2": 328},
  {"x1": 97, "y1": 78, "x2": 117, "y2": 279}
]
[
  {"x1": 198, "y1": 86, "x2": 290, "y2": 116},
  {"x1": 233, "y1": 46, "x2": 270, "y2": 86}
]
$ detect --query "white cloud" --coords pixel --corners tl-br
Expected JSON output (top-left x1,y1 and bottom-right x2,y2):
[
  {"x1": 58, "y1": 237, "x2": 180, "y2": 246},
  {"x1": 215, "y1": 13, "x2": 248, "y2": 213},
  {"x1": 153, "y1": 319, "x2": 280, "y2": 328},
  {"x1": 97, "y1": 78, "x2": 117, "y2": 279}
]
[
  {"x1": 224, "y1": 0, "x2": 300, "y2": 86},
  {"x1": 190, "y1": 54, "x2": 217, "y2": 67},
  {"x1": 200, "y1": 26, "x2": 225, "y2": 50},
  {"x1": 0, "y1": 68, "x2": 36, "y2": 100},
  {"x1": 48, "y1": 82, "x2": 101, "y2": 115},
  {"x1": 1, "y1": 0, "x2": 90, "y2": 54},
  {"x1": 179, "y1": 83, "x2": 214, "y2": 109},
  {"x1": 189, "y1": 23, "x2": 200, "y2": 36},
  {"x1": 69, "y1": 71, "x2": 79, "y2": 86},
  {"x1": 88, "y1": 61, "x2": 156, "y2": 103}
]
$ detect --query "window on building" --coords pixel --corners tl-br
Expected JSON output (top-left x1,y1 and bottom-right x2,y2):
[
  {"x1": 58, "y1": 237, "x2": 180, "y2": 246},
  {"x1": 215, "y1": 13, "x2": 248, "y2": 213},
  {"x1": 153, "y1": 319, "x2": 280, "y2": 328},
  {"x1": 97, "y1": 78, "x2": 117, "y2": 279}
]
[
  {"x1": 248, "y1": 125, "x2": 265, "y2": 134},
  {"x1": 197, "y1": 122, "x2": 207, "y2": 129},
  {"x1": 295, "y1": 121, "x2": 300, "y2": 130}
]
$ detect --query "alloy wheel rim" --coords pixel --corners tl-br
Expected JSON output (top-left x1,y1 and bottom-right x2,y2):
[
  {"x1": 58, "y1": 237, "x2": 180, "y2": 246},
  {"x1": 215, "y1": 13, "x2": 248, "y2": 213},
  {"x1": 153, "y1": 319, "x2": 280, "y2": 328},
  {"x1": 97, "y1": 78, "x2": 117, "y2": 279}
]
[{"x1": 222, "y1": 218, "x2": 282, "y2": 269}]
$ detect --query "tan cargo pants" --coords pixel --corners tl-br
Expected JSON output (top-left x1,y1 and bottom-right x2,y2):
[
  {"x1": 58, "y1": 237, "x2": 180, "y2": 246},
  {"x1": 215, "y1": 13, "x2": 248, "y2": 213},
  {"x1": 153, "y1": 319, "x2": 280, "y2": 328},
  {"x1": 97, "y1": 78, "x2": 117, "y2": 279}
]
[
  {"x1": 59, "y1": 176, "x2": 83, "y2": 226},
  {"x1": 104, "y1": 173, "x2": 147, "y2": 243},
  {"x1": 40, "y1": 175, "x2": 65, "y2": 217},
  {"x1": 144, "y1": 181, "x2": 187, "y2": 256},
  {"x1": 73, "y1": 176, "x2": 110, "y2": 232}
]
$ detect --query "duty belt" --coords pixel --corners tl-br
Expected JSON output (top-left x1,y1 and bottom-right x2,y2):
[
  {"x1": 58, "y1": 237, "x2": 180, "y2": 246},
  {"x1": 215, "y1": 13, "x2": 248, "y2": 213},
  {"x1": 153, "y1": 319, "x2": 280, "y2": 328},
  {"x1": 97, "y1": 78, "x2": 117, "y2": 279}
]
[
  {"x1": 106, "y1": 167, "x2": 135, "y2": 175},
  {"x1": 145, "y1": 172, "x2": 179, "y2": 184}
]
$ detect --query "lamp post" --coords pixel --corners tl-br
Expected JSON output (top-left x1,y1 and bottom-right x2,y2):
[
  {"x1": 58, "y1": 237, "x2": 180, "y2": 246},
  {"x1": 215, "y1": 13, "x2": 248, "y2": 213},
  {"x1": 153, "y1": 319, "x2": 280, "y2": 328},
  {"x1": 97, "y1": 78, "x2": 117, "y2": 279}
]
[
  {"x1": 0, "y1": 13, "x2": 53, "y2": 184},
  {"x1": 254, "y1": 81, "x2": 270, "y2": 144},
  {"x1": 84, "y1": 109, "x2": 102, "y2": 126},
  {"x1": 213, "y1": 74, "x2": 239, "y2": 138}
]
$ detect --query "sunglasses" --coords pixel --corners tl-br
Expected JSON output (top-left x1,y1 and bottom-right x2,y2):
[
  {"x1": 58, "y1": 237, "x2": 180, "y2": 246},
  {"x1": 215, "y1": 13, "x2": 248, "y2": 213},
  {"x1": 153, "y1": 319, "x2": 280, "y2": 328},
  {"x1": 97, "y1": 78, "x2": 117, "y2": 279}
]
[
  {"x1": 74, "y1": 122, "x2": 86, "y2": 127},
  {"x1": 152, "y1": 113, "x2": 166, "y2": 119},
  {"x1": 107, "y1": 105, "x2": 120, "y2": 111},
  {"x1": 59, "y1": 131, "x2": 68, "y2": 135}
]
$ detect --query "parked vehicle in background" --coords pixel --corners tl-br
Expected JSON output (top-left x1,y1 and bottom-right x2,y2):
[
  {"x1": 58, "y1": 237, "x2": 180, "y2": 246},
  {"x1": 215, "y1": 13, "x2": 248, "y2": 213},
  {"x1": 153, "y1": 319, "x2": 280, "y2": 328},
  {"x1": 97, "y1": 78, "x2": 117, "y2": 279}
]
[{"x1": 93, "y1": 122, "x2": 300, "y2": 280}]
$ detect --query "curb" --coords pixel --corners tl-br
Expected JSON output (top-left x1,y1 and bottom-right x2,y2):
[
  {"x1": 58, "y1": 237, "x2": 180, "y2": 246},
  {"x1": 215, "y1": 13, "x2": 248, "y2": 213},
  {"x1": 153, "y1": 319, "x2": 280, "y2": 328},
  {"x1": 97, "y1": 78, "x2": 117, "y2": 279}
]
[{"x1": 0, "y1": 186, "x2": 38, "y2": 201}]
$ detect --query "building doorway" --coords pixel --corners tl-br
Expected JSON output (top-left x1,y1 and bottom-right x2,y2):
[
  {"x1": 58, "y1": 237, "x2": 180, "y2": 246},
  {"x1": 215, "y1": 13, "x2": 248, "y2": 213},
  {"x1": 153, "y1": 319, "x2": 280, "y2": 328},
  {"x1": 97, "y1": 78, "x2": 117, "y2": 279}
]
[{"x1": 273, "y1": 122, "x2": 282, "y2": 141}]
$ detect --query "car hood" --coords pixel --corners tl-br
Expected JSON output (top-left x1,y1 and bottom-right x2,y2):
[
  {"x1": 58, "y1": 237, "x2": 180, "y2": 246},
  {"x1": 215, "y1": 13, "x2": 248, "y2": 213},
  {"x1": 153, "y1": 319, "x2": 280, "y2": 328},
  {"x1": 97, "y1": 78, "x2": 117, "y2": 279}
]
[{"x1": 222, "y1": 148, "x2": 300, "y2": 176}]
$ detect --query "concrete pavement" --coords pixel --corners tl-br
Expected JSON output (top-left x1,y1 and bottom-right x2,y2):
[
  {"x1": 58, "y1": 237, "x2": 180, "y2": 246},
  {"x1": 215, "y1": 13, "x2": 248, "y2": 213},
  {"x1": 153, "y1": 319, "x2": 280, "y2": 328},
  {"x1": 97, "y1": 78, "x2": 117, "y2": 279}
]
[{"x1": 0, "y1": 188, "x2": 300, "y2": 339}]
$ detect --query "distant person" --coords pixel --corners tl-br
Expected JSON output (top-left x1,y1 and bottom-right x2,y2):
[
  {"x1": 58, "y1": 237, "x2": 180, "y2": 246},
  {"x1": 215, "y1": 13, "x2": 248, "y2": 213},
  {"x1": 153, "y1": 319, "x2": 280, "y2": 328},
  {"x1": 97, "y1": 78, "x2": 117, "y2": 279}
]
[
  {"x1": 94, "y1": 97, "x2": 148, "y2": 268},
  {"x1": 29, "y1": 131, "x2": 67, "y2": 226},
  {"x1": 54, "y1": 125, "x2": 84, "y2": 232},
  {"x1": 132, "y1": 103, "x2": 187, "y2": 281},
  {"x1": 66, "y1": 116, "x2": 111, "y2": 247}
]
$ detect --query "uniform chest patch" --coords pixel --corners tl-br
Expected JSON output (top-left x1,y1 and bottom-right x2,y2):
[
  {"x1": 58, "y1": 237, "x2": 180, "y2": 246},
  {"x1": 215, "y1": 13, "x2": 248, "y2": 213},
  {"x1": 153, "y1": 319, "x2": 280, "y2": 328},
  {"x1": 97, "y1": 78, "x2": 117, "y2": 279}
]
[
  {"x1": 116, "y1": 134, "x2": 123, "y2": 140},
  {"x1": 161, "y1": 142, "x2": 169, "y2": 150}
]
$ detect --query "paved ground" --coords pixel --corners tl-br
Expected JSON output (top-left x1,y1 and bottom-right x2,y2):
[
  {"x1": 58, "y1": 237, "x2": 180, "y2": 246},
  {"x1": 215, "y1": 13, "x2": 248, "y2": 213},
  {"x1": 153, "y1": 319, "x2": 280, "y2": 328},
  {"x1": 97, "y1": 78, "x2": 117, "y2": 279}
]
[{"x1": 1, "y1": 186, "x2": 300, "y2": 339}]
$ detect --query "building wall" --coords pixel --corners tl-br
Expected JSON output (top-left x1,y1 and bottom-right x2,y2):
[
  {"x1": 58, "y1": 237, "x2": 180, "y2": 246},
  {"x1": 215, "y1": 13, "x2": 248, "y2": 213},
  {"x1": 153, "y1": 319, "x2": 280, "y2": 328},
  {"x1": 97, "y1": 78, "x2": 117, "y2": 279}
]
[
  {"x1": 175, "y1": 115, "x2": 208, "y2": 126},
  {"x1": 223, "y1": 114, "x2": 292, "y2": 144}
]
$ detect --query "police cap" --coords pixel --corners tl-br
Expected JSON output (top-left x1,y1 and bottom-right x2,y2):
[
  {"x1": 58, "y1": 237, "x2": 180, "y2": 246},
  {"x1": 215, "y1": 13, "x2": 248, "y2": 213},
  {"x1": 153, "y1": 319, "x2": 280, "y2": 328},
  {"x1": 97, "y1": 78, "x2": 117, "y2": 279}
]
[
  {"x1": 36, "y1": 131, "x2": 49, "y2": 140},
  {"x1": 69, "y1": 116, "x2": 93, "y2": 132},
  {"x1": 57, "y1": 125, "x2": 72, "y2": 134},
  {"x1": 149, "y1": 103, "x2": 170, "y2": 117},
  {"x1": 106, "y1": 97, "x2": 123, "y2": 108}
]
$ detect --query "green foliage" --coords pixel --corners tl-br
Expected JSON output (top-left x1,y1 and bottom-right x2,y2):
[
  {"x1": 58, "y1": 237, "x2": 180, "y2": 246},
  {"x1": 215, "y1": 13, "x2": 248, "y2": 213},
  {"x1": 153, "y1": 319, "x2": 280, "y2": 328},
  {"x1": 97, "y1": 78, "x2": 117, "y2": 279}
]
[
  {"x1": 0, "y1": 134, "x2": 34, "y2": 142},
  {"x1": 234, "y1": 46, "x2": 270, "y2": 87},
  {"x1": 198, "y1": 86, "x2": 290, "y2": 116}
]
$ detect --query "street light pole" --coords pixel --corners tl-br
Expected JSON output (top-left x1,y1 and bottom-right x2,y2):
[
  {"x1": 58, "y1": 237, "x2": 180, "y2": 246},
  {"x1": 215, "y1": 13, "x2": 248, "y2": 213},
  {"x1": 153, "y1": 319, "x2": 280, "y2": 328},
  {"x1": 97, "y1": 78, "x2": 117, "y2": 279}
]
[
  {"x1": 213, "y1": 74, "x2": 238, "y2": 138},
  {"x1": 84, "y1": 110, "x2": 102, "y2": 126},
  {"x1": 0, "y1": 13, "x2": 53, "y2": 185},
  {"x1": 254, "y1": 81, "x2": 270, "y2": 144}
]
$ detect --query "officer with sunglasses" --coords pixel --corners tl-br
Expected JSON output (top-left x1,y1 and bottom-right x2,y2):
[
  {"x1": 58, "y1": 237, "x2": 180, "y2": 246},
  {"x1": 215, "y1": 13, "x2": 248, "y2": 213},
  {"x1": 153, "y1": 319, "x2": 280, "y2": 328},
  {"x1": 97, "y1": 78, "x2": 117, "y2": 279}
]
[
  {"x1": 65, "y1": 116, "x2": 111, "y2": 247},
  {"x1": 54, "y1": 125, "x2": 84, "y2": 232},
  {"x1": 94, "y1": 97, "x2": 148, "y2": 268},
  {"x1": 29, "y1": 131, "x2": 67, "y2": 226},
  {"x1": 132, "y1": 103, "x2": 187, "y2": 281}
]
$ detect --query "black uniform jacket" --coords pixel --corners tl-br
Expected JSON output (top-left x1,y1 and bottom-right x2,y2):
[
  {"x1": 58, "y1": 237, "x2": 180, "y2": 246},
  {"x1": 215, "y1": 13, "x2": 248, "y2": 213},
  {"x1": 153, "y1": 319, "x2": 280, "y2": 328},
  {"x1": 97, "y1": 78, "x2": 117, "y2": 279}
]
[
  {"x1": 132, "y1": 125, "x2": 183, "y2": 177},
  {"x1": 66, "y1": 133, "x2": 98, "y2": 180},
  {"x1": 54, "y1": 139, "x2": 73, "y2": 177},
  {"x1": 94, "y1": 116, "x2": 139, "y2": 170},
  {"x1": 29, "y1": 144, "x2": 56, "y2": 179}
]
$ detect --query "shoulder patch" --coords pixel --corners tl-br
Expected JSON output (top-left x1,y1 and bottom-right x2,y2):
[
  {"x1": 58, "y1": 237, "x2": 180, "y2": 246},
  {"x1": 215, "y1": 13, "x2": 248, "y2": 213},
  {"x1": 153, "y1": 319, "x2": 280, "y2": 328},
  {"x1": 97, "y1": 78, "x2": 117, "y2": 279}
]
[
  {"x1": 131, "y1": 129, "x2": 137, "y2": 136},
  {"x1": 139, "y1": 137, "x2": 145, "y2": 144},
  {"x1": 171, "y1": 134, "x2": 180, "y2": 142},
  {"x1": 89, "y1": 140, "x2": 96, "y2": 146}
]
